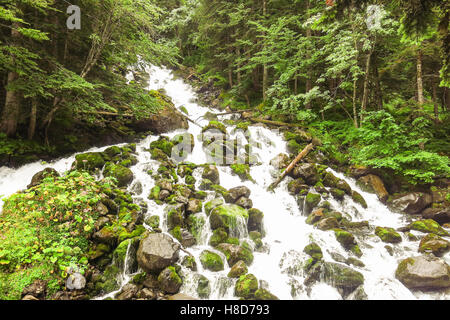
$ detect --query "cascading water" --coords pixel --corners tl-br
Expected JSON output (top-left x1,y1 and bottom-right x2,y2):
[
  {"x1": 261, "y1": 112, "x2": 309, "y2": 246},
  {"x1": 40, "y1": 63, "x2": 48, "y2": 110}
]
[{"x1": 1, "y1": 65, "x2": 449, "y2": 300}]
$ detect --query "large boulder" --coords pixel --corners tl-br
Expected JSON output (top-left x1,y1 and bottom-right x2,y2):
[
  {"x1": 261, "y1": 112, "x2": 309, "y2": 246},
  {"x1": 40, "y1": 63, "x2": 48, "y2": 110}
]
[
  {"x1": 225, "y1": 186, "x2": 251, "y2": 203},
  {"x1": 130, "y1": 91, "x2": 188, "y2": 134},
  {"x1": 389, "y1": 192, "x2": 433, "y2": 215},
  {"x1": 137, "y1": 233, "x2": 180, "y2": 273},
  {"x1": 421, "y1": 207, "x2": 450, "y2": 225},
  {"x1": 357, "y1": 174, "x2": 389, "y2": 203},
  {"x1": 395, "y1": 255, "x2": 450, "y2": 290}
]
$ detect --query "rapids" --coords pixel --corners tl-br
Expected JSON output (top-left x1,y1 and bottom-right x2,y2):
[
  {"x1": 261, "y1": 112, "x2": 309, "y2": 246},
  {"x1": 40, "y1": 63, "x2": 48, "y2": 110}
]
[{"x1": 0, "y1": 65, "x2": 448, "y2": 300}]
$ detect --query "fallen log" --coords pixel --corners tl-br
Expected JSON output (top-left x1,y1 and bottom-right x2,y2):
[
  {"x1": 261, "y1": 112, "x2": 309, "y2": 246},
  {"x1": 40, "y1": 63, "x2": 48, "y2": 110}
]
[
  {"x1": 268, "y1": 142, "x2": 315, "y2": 191},
  {"x1": 249, "y1": 118, "x2": 303, "y2": 128}
]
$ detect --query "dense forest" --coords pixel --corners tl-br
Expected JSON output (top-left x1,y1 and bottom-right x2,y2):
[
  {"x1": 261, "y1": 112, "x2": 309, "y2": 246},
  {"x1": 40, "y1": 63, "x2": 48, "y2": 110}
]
[{"x1": 0, "y1": 0, "x2": 449, "y2": 302}]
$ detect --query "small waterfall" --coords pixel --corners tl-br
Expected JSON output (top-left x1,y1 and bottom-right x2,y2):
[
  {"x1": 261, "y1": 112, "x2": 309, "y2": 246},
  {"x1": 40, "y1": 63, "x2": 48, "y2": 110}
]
[{"x1": 1, "y1": 64, "x2": 449, "y2": 300}]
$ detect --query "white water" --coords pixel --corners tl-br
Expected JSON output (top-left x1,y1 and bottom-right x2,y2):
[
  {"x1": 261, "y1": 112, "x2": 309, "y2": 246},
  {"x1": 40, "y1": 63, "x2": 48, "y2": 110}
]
[{"x1": 1, "y1": 65, "x2": 449, "y2": 300}]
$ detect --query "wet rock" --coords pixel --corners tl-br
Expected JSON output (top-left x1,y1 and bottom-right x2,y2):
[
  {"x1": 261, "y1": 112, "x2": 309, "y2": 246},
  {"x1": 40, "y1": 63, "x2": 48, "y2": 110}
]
[
  {"x1": 421, "y1": 207, "x2": 450, "y2": 225},
  {"x1": 357, "y1": 174, "x2": 389, "y2": 203},
  {"x1": 202, "y1": 165, "x2": 220, "y2": 184},
  {"x1": 180, "y1": 228, "x2": 196, "y2": 248},
  {"x1": 138, "y1": 288, "x2": 157, "y2": 300},
  {"x1": 200, "y1": 250, "x2": 224, "y2": 271},
  {"x1": 217, "y1": 243, "x2": 254, "y2": 266},
  {"x1": 408, "y1": 219, "x2": 449, "y2": 237},
  {"x1": 27, "y1": 168, "x2": 59, "y2": 189},
  {"x1": 158, "y1": 267, "x2": 182, "y2": 294},
  {"x1": 145, "y1": 215, "x2": 160, "y2": 229},
  {"x1": 156, "y1": 179, "x2": 173, "y2": 192},
  {"x1": 103, "y1": 163, "x2": 134, "y2": 187},
  {"x1": 209, "y1": 204, "x2": 248, "y2": 233},
  {"x1": 418, "y1": 233, "x2": 450, "y2": 257},
  {"x1": 186, "y1": 198, "x2": 203, "y2": 214},
  {"x1": 247, "y1": 208, "x2": 264, "y2": 234},
  {"x1": 209, "y1": 228, "x2": 228, "y2": 247},
  {"x1": 181, "y1": 255, "x2": 197, "y2": 271},
  {"x1": 197, "y1": 275, "x2": 211, "y2": 298},
  {"x1": 228, "y1": 260, "x2": 248, "y2": 278},
  {"x1": 165, "y1": 203, "x2": 185, "y2": 229},
  {"x1": 226, "y1": 186, "x2": 251, "y2": 203},
  {"x1": 305, "y1": 208, "x2": 326, "y2": 225},
  {"x1": 395, "y1": 255, "x2": 450, "y2": 290},
  {"x1": 321, "y1": 262, "x2": 365, "y2": 295},
  {"x1": 304, "y1": 192, "x2": 321, "y2": 215},
  {"x1": 167, "y1": 293, "x2": 198, "y2": 300},
  {"x1": 346, "y1": 285, "x2": 368, "y2": 300},
  {"x1": 254, "y1": 289, "x2": 279, "y2": 300},
  {"x1": 292, "y1": 163, "x2": 319, "y2": 185},
  {"x1": 375, "y1": 226, "x2": 402, "y2": 244},
  {"x1": 303, "y1": 243, "x2": 323, "y2": 261},
  {"x1": 235, "y1": 197, "x2": 253, "y2": 209},
  {"x1": 389, "y1": 192, "x2": 433, "y2": 215},
  {"x1": 116, "y1": 283, "x2": 139, "y2": 300},
  {"x1": 287, "y1": 178, "x2": 308, "y2": 195},
  {"x1": 352, "y1": 191, "x2": 368, "y2": 209},
  {"x1": 330, "y1": 188, "x2": 346, "y2": 201},
  {"x1": 270, "y1": 153, "x2": 290, "y2": 169},
  {"x1": 74, "y1": 152, "x2": 106, "y2": 171},
  {"x1": 316, "y1": 217, "x2": 340, "y2": 231},
  {"x1": 137, "y1": 233, "x2": 180, "y2": 273},
  {"x1": 235, "y1": 274, "x2": 258, "y2": 299}
]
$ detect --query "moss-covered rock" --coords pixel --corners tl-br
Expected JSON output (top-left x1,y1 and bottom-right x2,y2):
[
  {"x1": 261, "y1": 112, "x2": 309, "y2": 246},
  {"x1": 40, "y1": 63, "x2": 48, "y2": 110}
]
[
  {"x1": 304, "y1": 192, "x2": 321, "y2": 215},
  {"x1": 202, "y1": 121, "x2": 227, "y2": 134},
  {"x1": 247, "y1": 208, "x2": 264, "y2": 234},
  {"x1": 74, "y1": 152, "x2": 106, "y2": 171},
  {"x1": 352, "y1": 191, "x2": 368, "y2": 209},
  {"x1": 230, "y1": 164, "x2": 255, "y2": 182},
  {"x1": 375, "y1": 227, "x2": 402, "y2": 244},
  {"x1": 205, "y1": 198, "x2": 225, "y2": 215},
  {"x1": 150, "y1": 137, "x2": 175, "y2": 157},
  {"x1": 217, "y1": 243, "x2": 254, "y2": 266},
  {"x1": 254, "y1": 289, "x2": 279, "y2": 300},
  {"x1": 103, "y1": 163, "x2": 134, "y2": 187},
  {"x1": 200, "y1": 250, "x2": 224, "y2": 272},
  {"x1": 322, "y1": 262, "x2": 365, "y2": 295},
  {"x1": 145, "y1": 215, "x2": 160, "y2": 229},
  {"x1": 228, "y1": 260, "x2": 248, "y2": 278},
  {"x1": 202, "y1": 165, "x2": 220, "y2": 185},
  {"x1": 408, "y1": 219, "x2": 449, "y2": 237},
  {"x1": 158, "y1": 266, "x2": 182, "y2": 294},
  {"x1": 197, "y1": 275, "x2": 211, "y2": 298},
  {"x1": 330, "y1": 188, "x2": 346, "y2": 200},
  {"x1": 303, "y1": 243, "x2": 323, "y2": 261},
  {"x1": 418, "y1": 233, "x2": 450, "y2": 257},
  {"x1": 235, "y1": 274, "x2": 258, "y2": 299},
  {"x1": 209, "y1": 204, "x2": 249, "y2": 233},
  {"x1": 209, "y1": 228, "x2": 229, "y2": 247}
]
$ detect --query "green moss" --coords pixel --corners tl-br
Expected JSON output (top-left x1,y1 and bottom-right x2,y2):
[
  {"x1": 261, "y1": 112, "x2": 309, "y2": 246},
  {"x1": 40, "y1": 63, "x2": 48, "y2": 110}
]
[
  {"x1": 375, "y1": 227, "x2": 402, "y2": 244},
  {"x1": 230, "y1": 164, "x2": 255, "y2": 182},
  {"x1": 334, "y1": 228, "x2": 356, "y2": 249},
  {"x1": 254, "y1": 289, "x2": 279, "y2": 300},
  {"x1": 305, "y1": 192, "x2": 321, "y2": 208},
  {"x1": 303, "y1": 243, "x2": 323, "y2": 261},
  {"x1": 145, "y1": 215, "x2": 160, "y2": 229},
  {"x1": 209, "y1": 228, "x2": 228, "y2": 247},
  {"x1": 352, "y1": 191, "x2": 368, "y2": 209},
  {"x1": 170, "y1": 226, "x2": 183, "y2": 242},
  {"x1": 205, "y1": 198, "x2": 224, "y2": 215},
  {"x1": 409, "y1": 219, "x2": 449, "y2": 236},
  {"x1": 197, "y1": 275, "x2": 211, "y2": 298},
  {"x1": 419, "y1": 233, "x2": 450, "y2": 256},
  {"x1": 235, "y1": 274, "x2": 258, "y2": 299},
  {"x1": 150, "y1": 137, "x2": 174, "y2": 156},
  {"x1": 200, "y1": 250, "x2": 224, "y2": 271},
  {"x1": 202, "y1": 121, "x2": 227, "y2": 134},
  {"x1": 103, "y1": 163, "x2": 133, "y2": 187},
  {"x1": 209, "y1": 204, "x2": 249, "y2": 232},
  {"x1": 187, "y1": 214, "x2": 205, "y2": 242}
]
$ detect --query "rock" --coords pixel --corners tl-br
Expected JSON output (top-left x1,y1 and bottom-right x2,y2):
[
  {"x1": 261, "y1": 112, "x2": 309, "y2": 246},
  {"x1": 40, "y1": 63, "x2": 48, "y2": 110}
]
[
  {"x1": 137, "y1": 233, "x2": 180, "y2": 273},
  {"x1": 197, "y1": 275, "x2": 211, "y2": 298},
  {"x1": 346, "y1": 285, "x2": 368, "y2": 300},
  {"x1": 66, "y1": 273, "x2": 86, "y2": 290},
  {"x1": 217, "y1": 243, "x2": 254, "y2": 266},
  {"x1": 330, "y1": 188, "x2": 346, "y2": 200},
  {"x1": 305, "y1": 208, "x2": 326, "y2": 225},
  {"x1": 419, "y1": 233, "x2": 450, "y2": 257},
  {"x1": 156, "y1": 179, "x2": 173, "y2": 192},
  {"x1": 167, "y1": 293, "x2": 198, "y2": 300},
  {"x1": 27, "y1": 168, "x2": 59, "y2": 189},
  {"x1": 22, "y1": 295, "x2": 39, "y2": 300},
  {"x1": 209, "y1": 204, "x2": 249, "y2": 233},
  {"x1": 158, "y1": 266, "x2": 182, "y2": 294},
  {"x1": 352, "y1": 191, "x2": 368, "y2": 209},
  {"x1": 357, "y1": 174, "x2": 389, "y2": 203},
  {"x1": 270, "y1": 153, "x2": 289, "y2": 169},
  {"x1": 303, "y1": 243, "x2": 323, "y2": 261},
  {"x1": 292, "y1": 163, "x2": 319, "y2": 185},
  {"x1": 74, "y1": 152, "x2": 106, "y2": 171},
  {"x1": 287, "y1": 178, "x2": 308, "y2": 195},
  {"x1": 200, "y1": 250, "x2": 224, "y2": 271},
  {"x1": 235, "y1": 197, "x2": 253, "y2": 209},
  {"x1": 408, "y1": 219, "x2": 449, "y2": 237},
  {"x1": 304, "y1": 192, "x2": 321, "y2": 215},
  {"x1": 348, "y1": 165, "x2": 371, "y2": 178},
  {"x1": 421, "y1": 207, "x2": 450, "y2": 225},
  {"x1": 145, "y1": 215, "x2": 160, "y2": 229},
  {"x1": 247, "y1": 208, "x2": 264, "y2": 234},
  {"x1": 235, "y1": 274, "x2": 258, "y2": 299},
  {"x1": 180, "y1": 229, "x2": 196, "y2": 248},
  {"x1": 375, "y1": 226, "x2": 402, "y2": 244},
  {"x1": 165, "y1": 204, "x2": 185, "y2": 229},
  {"x1": 186, "y1": 199, "x2": 203, "y2": 214},
  {"x1": 202, "y1": 165, "x2": 220, "y2": 184},
  {"x1": 22, "y1": 280, "x2": 47, "y2": 299},
  {"x1": 316, "y1": 217, "x2": 340, "y2": 231},
  {"x1": 395, "y1": 255, "x2": 450, "y2": 290},
  {"x1": 430, "y1": 187, "x2": 449, "y2": 203},
  {"x1": 138, "y1": 288, "x2": 157, "y2": 300},
  {"x1": 389, "y1": 192, "x2": 433, "y2": 215},
  {"x1": 103, "y1": 163, "x2": 134, "y2": 187},
  {"x1": 131, "y1": 92, "x2": 188, "y2": 134},
  {"x1": 334, "y1": 229, "x2": 357, "y2": 249},
  {"x1": 322, "y1": 262, "x2": 365, "y2": 295},
  {"x1": 226, "y1": 186, "x2": 251, "y2": 203},
  {"x1": 116, "y1": 283, "x2": 139, "y2": 300},
  {"x1": 254, "y1": 289, "x2": 279, "y2": 300},
  {"x1": 181, "y1": 255, "x2": 197, "y2": 271},
  {"x1": 228, "y1": 260, "x2": 248, "y2": 278},
  {"x1": 209, "y1": 228, "x2": 229, "y2": 247}
]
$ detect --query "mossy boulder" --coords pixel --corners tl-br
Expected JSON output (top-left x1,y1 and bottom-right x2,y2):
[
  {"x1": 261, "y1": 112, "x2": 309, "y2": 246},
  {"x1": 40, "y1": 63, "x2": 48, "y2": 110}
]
[
  {"x1": 235, "y1": 274, "x2": 258, "y2": 299},
  {"x1": 137, "y1": 233, "x2": 180, "y2": 273},
  {"x1": 197, "y1": 275, "x2": 211, "y2": 298},
  {"x1": 202, "y1": 121, "x2": 227, "y2": 134},
  {"x1": 202, "y1": 165, "x2": 220, "y2": 184},
  {"x1": 228, "y1": 260, "x2": 248, "y2": 278},
  {"x1": 334, "y1": 229, "x2": 361, "y2": 257},
  {"x1": 357, "y1": 174, "x2": 389, "y2": 203},
  {"x1": 352, "y1": 191, "x2": 368, "y2": 209},
  {"x1": 165, "y1": 204, "x2": 185, "y2": 229},
  {"x1": 186, "y1": 198, "x2": 203, "y2": 214},
  {"x1": 209, "y1": 204, "x2": 249, "y2": 233},
  {"x1": 158, "y1": 266, "x2": 182, "y2": 294},
  {"x1": 418, "y1": 233, "x2": 450, "y2": 257},
  {"x1": 322, "y1": 262, "x2": 365, "y2": 295},
  {"x1": 288, "y1": 178, "x2": 308, "y2": 195},
  {"x1": 375, "y1": 227, "x2": 402, "y2": 244},
  {"x1": 408, "y1": 219, "x2": 449, "y2": 237},
  {"x1": 150, "y1": 137, "x2": 175, "y2": 157},
  {"x1": 247, "y1": 208, "x2": 264, "y2": 234},
  {"x1": 103, "y1": 163, "x2": 134, "y2": 187},
  {"x1": 205, "y1": 198, "x2": 224, "y2": 215},
  {"x1": 330, "y1": 188, "x2": 346, "y2": 200},
  {"x1": 303, "y1": 243, "x2": 323, "y2": 261},
  {"x1": 200, "y1": 250, "x2": 224, "y2": 272},
  {"x1": 74, "y1": 152, "x2": 106, "y2": 171},
  {"x1": 217, "y1": 243, "x2": 254, "y2": 266},
  {"x1": 395, "y1": 255, "x2": 450, "y2": 290},
  {"x1": 304, "y1": 192, "x2": 321, "y2": 215},
  {"x1": 230, "y1": 164, "x2": 255, "y2": 182},
  {"x1": 209, "y1": 228, "x2": 229, "y2": 247},
  {"x1": 145, "y1": 215, "x2": 160, "y2": 229}
]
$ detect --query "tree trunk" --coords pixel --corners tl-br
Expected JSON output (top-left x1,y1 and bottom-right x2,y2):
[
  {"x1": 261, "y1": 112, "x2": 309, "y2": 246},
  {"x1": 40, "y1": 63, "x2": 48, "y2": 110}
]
[
  {"x1": 0, "y1": 25, "x2": 21, "y2": 137},
  {"x1": 352, "y1": 78, "x2": 358, "y2": 128},
  {"x1": 432, "y1": 80, "x2": 439, "y2": 124},
  {"x1": 28, "y1": 98, "x2": 37, "y2": 140},
  {"x1": 373, "y1": 52, "x2": 383, "y2": 110},
  {"x1": 360, "y1": 51, "x2": 372, "y2": 124},
  {"x1": 262, "y1": 0, "x2": 268, "y2": 101},
  {"x1": 417, "y1": 49, "x2": 425, "y2": 107},
  {"x1": 305, "y1": 0, "x2": 312, "y2": 109}
]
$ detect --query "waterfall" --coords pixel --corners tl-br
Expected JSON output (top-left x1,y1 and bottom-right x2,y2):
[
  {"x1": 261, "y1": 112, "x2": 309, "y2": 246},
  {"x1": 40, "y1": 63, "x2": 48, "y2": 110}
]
[{"x1": 1, "y1": 65, "x2": 449, "y2": 300}]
